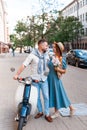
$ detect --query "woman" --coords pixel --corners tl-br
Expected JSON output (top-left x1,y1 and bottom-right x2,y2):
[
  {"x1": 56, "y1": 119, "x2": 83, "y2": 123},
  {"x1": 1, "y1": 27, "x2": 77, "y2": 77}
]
[{"x1": 48, "y1": 42, "x2": 75, "y2": 119}]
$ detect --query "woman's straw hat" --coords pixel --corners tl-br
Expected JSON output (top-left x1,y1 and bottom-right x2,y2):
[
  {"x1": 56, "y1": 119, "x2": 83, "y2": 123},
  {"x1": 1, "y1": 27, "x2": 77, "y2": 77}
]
[{"x1": 56, "y1": 42, "x2": 64, "y2": 53}]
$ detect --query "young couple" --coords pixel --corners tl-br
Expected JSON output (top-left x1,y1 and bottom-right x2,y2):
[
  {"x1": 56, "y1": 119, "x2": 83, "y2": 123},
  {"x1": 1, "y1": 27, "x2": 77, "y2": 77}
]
[{"x1": 14, "y1": 39, "x2": 75, "y2": 123}]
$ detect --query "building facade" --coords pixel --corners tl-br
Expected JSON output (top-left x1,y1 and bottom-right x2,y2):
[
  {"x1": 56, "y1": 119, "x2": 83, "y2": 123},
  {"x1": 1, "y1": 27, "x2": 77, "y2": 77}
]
[
  {"x1": 0, "y1": 0, "x2": 9, "y2": 53},
  {"x1": 61, "y1": 0, "x2": 87, "y2": 50}
]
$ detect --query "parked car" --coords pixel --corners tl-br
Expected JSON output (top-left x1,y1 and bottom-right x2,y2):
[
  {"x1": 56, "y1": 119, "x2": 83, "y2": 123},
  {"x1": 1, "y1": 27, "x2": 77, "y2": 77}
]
[
  {"x1": 24, "y1": 49, "x2": 31, "y2": 53},
  {"x1": 24, "y1": 47, "x2": 33, "y2": 53},
  {"x1": 66, "y1": 49, "x2": 87, "y2": 67},
  {"x1": 48, "y1": 48, "x2": 54, "y2": 57}
]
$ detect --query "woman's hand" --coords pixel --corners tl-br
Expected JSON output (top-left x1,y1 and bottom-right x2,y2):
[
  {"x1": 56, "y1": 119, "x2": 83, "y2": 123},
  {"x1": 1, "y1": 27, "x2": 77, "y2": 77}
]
[
  {"x1": 54, "y1": 66, "x2": 58, "y2": 71},
  {"x1": 55, "y1": 66, "x2": 66, "y2": 74}
]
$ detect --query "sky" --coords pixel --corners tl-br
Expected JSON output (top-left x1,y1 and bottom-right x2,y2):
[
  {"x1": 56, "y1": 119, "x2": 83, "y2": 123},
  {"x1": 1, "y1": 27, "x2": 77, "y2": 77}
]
[{"x1": 5, "y1": 0, "x2": 73, "y2": 34}]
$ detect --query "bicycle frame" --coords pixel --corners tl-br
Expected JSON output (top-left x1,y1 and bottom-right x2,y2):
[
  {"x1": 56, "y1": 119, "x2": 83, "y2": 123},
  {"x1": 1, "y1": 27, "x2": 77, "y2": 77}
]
[{"x1": 20, "y1": 84, "x2": 31, "y2": 117}]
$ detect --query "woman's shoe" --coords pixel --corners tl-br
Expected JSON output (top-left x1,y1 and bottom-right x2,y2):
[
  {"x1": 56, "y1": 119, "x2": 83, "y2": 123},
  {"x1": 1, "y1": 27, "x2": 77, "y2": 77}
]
[
  {"x1": 51, "y1": 112, "x2": 59, "y2": 119},
  {"x1": 70, "y1": 108, "x2": 76, "y2": 117}
]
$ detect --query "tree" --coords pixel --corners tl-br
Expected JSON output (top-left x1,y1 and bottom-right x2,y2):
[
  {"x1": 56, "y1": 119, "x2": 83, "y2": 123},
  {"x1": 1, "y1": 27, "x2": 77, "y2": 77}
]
[
  {"x1": 10, "y1": 19, "x2": 35, "y2": 52},
  {"x1": 10, "y1": 5, "x2": 83, "y2": 49},
  {"x1": 14, "y1": 20, "x2": 28, "y2": 48},
  {"x1": 45, "y1": 15, "x2": 83, "y2": 46},
  {"x1": 57, "y1": 16, "x2": 83, "y2": 48}
]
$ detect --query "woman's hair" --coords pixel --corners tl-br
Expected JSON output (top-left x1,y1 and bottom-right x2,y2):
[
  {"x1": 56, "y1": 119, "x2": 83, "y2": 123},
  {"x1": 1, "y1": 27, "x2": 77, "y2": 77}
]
[{"x1": 53, "y1": 42, "x2": 62, "y2": 56}]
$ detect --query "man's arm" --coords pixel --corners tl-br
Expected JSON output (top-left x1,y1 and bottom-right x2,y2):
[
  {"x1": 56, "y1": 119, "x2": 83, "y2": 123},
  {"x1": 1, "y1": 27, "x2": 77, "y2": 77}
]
[
  {"x1": 13, "y1": 64, "x2": 26, "y2": 80},
  {"x1": 13, "y1": 53, "x2": 34, "y2": 80}
]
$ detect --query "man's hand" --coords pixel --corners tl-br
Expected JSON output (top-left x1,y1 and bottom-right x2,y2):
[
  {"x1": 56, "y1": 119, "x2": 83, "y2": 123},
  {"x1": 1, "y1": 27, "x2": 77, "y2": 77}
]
[
  {"x1": 13, "y1": 74, "x2": 18, "y2": 80},
  {"x1": 13, "y1": 64, "x2": 25, "y2": 80}
]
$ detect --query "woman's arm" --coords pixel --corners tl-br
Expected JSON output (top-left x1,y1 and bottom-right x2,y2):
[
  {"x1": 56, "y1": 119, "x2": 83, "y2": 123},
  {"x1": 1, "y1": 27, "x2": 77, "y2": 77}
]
[{"x1": 55, "y1": 67, "x2": 66, "y2": 74}]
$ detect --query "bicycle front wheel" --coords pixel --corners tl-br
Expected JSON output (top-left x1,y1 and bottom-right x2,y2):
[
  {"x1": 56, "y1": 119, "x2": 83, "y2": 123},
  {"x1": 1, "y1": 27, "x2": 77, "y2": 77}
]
[{"x1": 17, "y1": 117, "x2": 24, "y2": 130}]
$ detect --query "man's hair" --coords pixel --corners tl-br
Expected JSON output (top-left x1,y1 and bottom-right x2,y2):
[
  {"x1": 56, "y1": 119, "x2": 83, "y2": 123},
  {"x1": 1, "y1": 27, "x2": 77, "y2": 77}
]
[{"x1": 38, "y1": 39, "x2": 47, "y2": 45}]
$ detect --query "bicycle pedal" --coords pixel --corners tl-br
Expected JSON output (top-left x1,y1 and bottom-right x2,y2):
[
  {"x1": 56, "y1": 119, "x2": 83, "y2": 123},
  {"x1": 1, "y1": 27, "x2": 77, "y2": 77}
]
[
  {"x1": 14, "y1": 114, "x2": 19, "y2": 122},
  {"x1": 15, "y1": 117, "x2": 19, "y2": 122}
]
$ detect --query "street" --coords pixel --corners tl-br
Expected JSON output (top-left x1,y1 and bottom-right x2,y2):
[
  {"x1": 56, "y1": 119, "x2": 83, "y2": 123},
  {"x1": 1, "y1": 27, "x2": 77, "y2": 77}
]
[{"x1": 0, "y1": 53, "x2": 87, "y2": 130}]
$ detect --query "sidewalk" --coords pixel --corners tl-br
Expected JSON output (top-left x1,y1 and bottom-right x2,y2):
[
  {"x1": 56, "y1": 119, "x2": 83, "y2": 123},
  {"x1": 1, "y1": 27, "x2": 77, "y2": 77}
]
[
  {"x1": 0, "y1": 53, "x2": 6, "y2": 57},
  {"x1": 0, "y1": 53, "x2": 87, "y2": 130},
  {"x1": 0, "y1": 52, "x2": 28, "y2": 58}
]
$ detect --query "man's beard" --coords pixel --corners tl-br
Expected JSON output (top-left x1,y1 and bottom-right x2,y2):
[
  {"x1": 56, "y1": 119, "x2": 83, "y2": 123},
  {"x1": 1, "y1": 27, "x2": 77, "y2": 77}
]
[{"x1": 42, "y1": 49, "x2": 47, "y2": 53}]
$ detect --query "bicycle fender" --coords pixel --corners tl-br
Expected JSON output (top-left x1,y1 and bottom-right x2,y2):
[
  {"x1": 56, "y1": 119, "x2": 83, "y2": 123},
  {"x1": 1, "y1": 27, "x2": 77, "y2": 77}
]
[{"x1": 20, "y1": 106, "x2": 27, "y2": 117}]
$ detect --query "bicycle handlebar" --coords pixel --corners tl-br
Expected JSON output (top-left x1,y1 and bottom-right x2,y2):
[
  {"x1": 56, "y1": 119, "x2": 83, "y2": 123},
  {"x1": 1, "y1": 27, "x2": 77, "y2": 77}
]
[
  {"x1": 17, "y1": 77, "x2": 40, "y2": 84},
  {"x1": 17, "y1": 77, "x2": 32, "y2": 84}
]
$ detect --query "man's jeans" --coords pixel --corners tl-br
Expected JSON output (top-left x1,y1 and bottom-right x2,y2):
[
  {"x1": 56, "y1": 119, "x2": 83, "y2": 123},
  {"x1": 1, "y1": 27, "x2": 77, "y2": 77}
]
[{"x1": 32, "y1": 79, "x2": 49, "y2": 116}]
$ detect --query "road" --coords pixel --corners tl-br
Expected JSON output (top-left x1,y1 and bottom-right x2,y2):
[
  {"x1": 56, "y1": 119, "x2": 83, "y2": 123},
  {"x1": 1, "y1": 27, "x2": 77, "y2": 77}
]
[{"x1": 0, "y1": 53, "x2": 87, "y2": 130}]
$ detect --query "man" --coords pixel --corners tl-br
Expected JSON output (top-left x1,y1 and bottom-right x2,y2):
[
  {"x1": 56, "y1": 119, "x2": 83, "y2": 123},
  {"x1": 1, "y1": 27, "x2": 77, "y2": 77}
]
[{"x1": 14, "y1": 39, "x2": 53, "y2": 122}]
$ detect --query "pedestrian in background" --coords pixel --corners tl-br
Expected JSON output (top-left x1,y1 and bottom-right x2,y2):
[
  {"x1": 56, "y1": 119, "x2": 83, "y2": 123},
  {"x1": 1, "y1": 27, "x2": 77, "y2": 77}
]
[{"x1": 12, "y1": 46, "x2": 15, "y2": 57}]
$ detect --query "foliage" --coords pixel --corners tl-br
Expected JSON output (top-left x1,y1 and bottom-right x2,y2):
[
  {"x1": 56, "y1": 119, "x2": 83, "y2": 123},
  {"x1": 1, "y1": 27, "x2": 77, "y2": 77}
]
[
  {"x1": 44, "y1": 15, "x2": 83, "y2": 44},
  {"x1": 10, "y1": 4, "x2": 83, "y2": 49}
]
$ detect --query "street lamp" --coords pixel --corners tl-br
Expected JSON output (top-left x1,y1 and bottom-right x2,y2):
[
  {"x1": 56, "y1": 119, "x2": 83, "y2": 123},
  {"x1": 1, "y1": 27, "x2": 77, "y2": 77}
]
[
  {"x1": 76, "y1": 0, "x2": 79, "y2": 48},
  {"x1": 76, "y1": 0, "x2": 79, "y2": 18},
  {"x1": 0, "y1": 43, "x2": 1, "y2": 53}
]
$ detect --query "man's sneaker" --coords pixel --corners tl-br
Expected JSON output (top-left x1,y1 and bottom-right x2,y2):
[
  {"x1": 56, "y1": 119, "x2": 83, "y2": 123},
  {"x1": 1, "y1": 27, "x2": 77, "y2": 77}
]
[{"x1": 51, "y1": 112, "x2": 59, "y2": 119}]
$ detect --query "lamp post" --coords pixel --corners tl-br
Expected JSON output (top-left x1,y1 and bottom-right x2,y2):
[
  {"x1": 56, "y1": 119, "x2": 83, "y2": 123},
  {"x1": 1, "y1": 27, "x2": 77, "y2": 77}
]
[
  {"x1": 0, "y1": 43, "x2": 1, "y2": 53},
  {"x1": 76, "y1": 0, "x2": 79, "y2": 48},
  {"x1": 76, "y1": 0, "x2": 79, "y2": 18}
]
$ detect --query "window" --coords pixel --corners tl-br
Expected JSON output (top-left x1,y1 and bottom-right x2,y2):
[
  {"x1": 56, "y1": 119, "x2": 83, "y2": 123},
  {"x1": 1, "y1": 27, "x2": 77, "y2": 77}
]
[
  {"x1": 82, "y1": 28, "x2": 84, "y2": 35},
  {"x1": 83, "y1": 0, "x2": 84, "y2": 6},
  {"x1": 86, "y1": 28, "x2": 87, "y2": 36},
  {"x1": 80, "y1": 14, "x2": 82, "y2": 21},
  {"x1": 85, "y1": 43, "x2": 87, "y2": 49},
  {"x1": 80, "y1": 1, "x2": 82, "y2": 8},
  {"x1": 86, "y1": 0, "x2": 87, "y2": 5},
  {"x1": 83, "y1": 13, "x2": 84, "y2": 21},
  {"x1": 86, "y1": 12, "x2": 87, "y2": 22}
]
